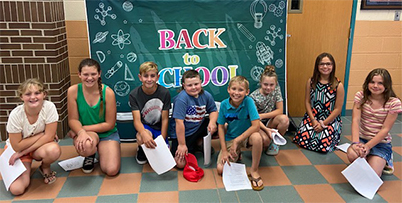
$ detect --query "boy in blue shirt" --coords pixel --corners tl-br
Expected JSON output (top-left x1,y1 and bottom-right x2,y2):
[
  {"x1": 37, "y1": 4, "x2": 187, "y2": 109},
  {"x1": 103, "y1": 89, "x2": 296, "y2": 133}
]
[{"x1": 216, "y1": 76, "x2": 264, "y2": 191}]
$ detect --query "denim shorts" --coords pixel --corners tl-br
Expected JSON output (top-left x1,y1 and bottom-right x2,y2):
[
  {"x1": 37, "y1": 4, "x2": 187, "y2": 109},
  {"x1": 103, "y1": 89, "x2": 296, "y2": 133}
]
[
  {"x1": 360, "y1": 138, "x2": 393, "y2": 167},
  {"x1": 100, "y1": 131, "x2": 121, "y2": 143}
]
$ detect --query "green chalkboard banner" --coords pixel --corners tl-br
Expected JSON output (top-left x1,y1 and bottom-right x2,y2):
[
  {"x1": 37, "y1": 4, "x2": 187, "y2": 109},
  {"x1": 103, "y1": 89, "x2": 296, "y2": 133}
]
[{"x1": 86, "y1": 0, "x2": 287, "y2": 115}]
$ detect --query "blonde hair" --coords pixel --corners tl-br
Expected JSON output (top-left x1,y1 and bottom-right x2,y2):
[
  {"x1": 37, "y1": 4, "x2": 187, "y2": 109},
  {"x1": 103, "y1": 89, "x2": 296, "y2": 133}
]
[
  {"x1": 260, "y1": 65, "x2": 277, "y2": 83},
  {"x1": 228, "y1": 76, "x2": 249, "y2": 90},
  {"x1": 18, "y1": 78, "x2": 47, "y2": 97},
  {"x1": 139, "y1": 61, "x2": 158, "y2": 75}
]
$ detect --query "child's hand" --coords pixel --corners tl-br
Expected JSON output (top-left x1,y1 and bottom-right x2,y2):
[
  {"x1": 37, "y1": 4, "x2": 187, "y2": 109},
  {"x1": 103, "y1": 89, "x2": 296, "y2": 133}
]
[
  {"x1": 207, "y1": 122, "x2": 217, "y2": 135},
  {"x1": 361, "y1": 144, "x2": 371, "y2": 158},
  {"x1": 312, "y1": 120, "x2": 323, "y2": 132},
  {"x1": 176, "y1": 144, "x2": 188, "y2": 161},
  {"x1": 229, "y1": 139, "x2": 238, "y2": 160},
  {"x1": 76, "y1": 131, "x2": 93, "y2": 152},
  {"x1": 221, "y1": 150, "x2": 231, "y2": 166},
  {"x1": 142, "y1": 131, "x2": 157, "y2": 149},
  {"x1": 9, "y1": 152, "x2": 22, "y2": 166}
]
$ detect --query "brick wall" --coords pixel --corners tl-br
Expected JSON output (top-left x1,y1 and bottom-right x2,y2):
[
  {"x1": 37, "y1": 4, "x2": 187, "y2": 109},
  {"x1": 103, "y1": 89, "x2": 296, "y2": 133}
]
[{"x1": 0, "y1": 0, "x2": 70, "y2": 140}]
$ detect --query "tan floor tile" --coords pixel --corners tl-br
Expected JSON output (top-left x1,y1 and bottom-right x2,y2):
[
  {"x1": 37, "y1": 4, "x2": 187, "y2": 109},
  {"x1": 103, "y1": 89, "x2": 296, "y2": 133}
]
[
  {"x1": 258, "y1": 166, "x2": 291, "y2": 186},
  {"x1": 392, "y1": 162, "x2": 402, "y2": 180},
  {"x1": 294, "y1": 184, "x2": 345, "y2": 203},
  {"x1": 13, "y1": 177, "x2": 67, "y2": 200},
  {"x1": 398, "y1": 134, "x2": 402, "y2": 137},
  {"x1": 98, "y1": 173, "x2": 141, "y2": 195},
  {"x1": 212, "y1": 168, "x2": 224, "y2": 188},
  {"x1": 59, "y1": 146, "x2": 79, "y2": 160},
  {"x1": 343, "y1": 135, "x2": 352, "y2": 141},
  {"x1": 53, "y1": 196, "x2": 97, "y2": 203},
  {"x1": 121, "y1": 142, "x2": 137, "y2": 157},
  {"x1": 0, "y1": 201, "x2": 12, "y2": 203},
  {"x1": 274, "y1": 149, "x2": 311, "y2": 166},
  {"x1": 315, "y1": 164, "x2": 348, "y2": 183},
  {"x1": 334, "y1": 150, "x2": 350, "y2": 164},
  {"x1": 138, "y1": 191, "x2": 179, "y2": 203},
  {"x1": 378, "y1": 180, "x2": 402, "y2": 203},
  {"x1": 393, "y1": 146, "x2": 402, "y2": 156},
  {"x1": 68, "y1": 165, "x2": 104, "y2": 176},
  {"x1": 178, "y1": 169, "x2": 217, "y2": 190}
]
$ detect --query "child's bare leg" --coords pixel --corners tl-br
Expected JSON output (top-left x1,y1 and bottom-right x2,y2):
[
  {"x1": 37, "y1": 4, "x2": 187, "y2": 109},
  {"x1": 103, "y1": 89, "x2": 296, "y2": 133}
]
[
  {"x1": 346, "y1": 145, "x2": 360, "y2": 163},
  {"x1": 249, "y1": 132, "x2": 263, "y2": 179},
  {"x1": 32, "y1": 142, "x2": 61, "y2": 183},
  {"x1": 268, "y1": 114, "x2": 289, "y2": 135},
  {"x1": 9, "y1": 162, "x2": 31, "y2": 195},
  {"x1": 367, "y1": 155, "x2": 386, "y2": 177},
  {"x1": 98, "y1": 140, "x2": 121, "y2": 176},
  {"x1": 259, "y1": 129, "x2": 271, "y2": 148}
]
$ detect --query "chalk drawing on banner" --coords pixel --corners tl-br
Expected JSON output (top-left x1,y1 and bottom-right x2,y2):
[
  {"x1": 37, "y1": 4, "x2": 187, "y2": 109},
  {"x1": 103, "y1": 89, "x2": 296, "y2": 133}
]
[
  {"x1": 107, "y1": 50, "x2": 111, "y2": 55},
  {"x1": 111, "y1": 29, "x2": 131, "y2": 50},
  {"x1": 122, "y1": 1, "x2": 133, "y2": 12},
  {"x1": 275, "y1": 59, "x2": 283, "y2": 69},
  {"x1": 127, "y1": 52, "x2": 137, "y2": 63},
  {"x1": 116, "y1": 101, "x2": 121, "y2": 107},
  {"x1": 139, "y1": 19, "x2": 143, "y2": 23},
  {"x1": 256, "y1": 41, "x2": 273, "y2": 65},
  {"x1": 279, "y1": 49, "x2": 282, "y2": 53},
  {"x1": 249, "y1": 45, "x2": 253, "y2": 49},
  {"x1": 264, "y1": 25, "x2": 283, "y2": 46},
  {"x1": 250, "y1": 66, "x2": 264, "y2": 82},
  {"x1": 96, "y1": 51, "x2": 106, "y2": 63},
  {"x1": 94, "y1": 3, "x2": 117, "y2": 26},
  {"x1": 237, "y1": 23, "x2": 256, "y2": 42},
  {"x1": 114, "y1": 81, "x2": 130, "y2": 97},
  {"x1": 250, "y1": 0, "x2": 268, "y2": 29},
  {"x1": 93, "y1": 31, "x2": 108, "y2": 44},
  {"x1": 124, "y1": 63, "x2": 135, "y2": 81},
  {"x1": 268, "y1": 1, "x2": 285, "y2": 17},
  {"x1": 123, "y1": 20, "x2": 128, "y2": 24},
  {"x1": 105, "y1": 61, "x2": 123, "y2": 79}
]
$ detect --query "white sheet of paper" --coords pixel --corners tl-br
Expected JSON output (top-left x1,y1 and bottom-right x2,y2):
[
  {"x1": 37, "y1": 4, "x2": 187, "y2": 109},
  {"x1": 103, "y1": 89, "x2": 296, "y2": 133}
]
[
  {"x1": 222, "y1": 162, "x2": 252, "y2": 191},
  {"x1": 271, "y1": 129, "x2": 287, "y2": 145},
  {"x1": 142, "y1": 135, "x2": 176, "y2": 175},
  {"x1": 58, "y1": 156, "x2": 99, "y2": 171},
  {"x1": 0, "y1": 145, "x2": 26, "y2": 191},
  {"x1": 341, "y1": 157, "x2": 383, "y2": 200},
  {"x1": 336, "y1": 143, "x2": 350, "y2": 153},
  {"x1": 203, "y1": 132, "x2": 212, "y2": 166}
]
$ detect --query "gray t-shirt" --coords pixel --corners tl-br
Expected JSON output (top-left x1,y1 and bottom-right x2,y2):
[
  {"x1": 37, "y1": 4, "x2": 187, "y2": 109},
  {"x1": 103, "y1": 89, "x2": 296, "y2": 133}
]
[{"x1": 250, "y1": 84, "x2": 283, "y2": 116}]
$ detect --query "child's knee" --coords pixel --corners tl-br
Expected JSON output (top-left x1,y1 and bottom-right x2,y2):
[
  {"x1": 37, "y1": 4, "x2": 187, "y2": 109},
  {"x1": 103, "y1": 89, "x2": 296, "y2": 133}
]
[
  {"x1": 346, "y1": 146, "x2": 358, "y2": 163},
  {"x1": 251, "y1": 133, "x2": 262, "y2": 144},
  {"x1": 217, "y1": 164, "x2": 223, "y2": 175},
  {"x1": 175, "y1": 158, "x2": 186, "y2": 169}
]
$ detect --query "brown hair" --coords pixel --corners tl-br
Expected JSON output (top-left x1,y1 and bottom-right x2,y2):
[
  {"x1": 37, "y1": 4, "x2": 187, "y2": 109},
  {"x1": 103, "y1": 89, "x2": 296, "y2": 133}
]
[
  {"x1": 360, "y1": 68, "x2": 399, "y2": 108},
  {"x1": 228, "y1": 75, "x2": 249, "y2": 90},
  {"x1": 260, "y1": 65, "x2": 277, "y2": 83},
  {"x1": 139, "y1": 61, "x2": 158, "y2": 75},
  {"x1": 180, "y1": 69, "x2": 204, "y2": 94},
  {"x1": 18, "y1": 78, "x2": 47, "y2": 97},
  {"x1": 311, "y1": 52, "x2": 338, "y2": 90},
  {"x1": 78, "y1": 58, "x2": 104, "y2": 118}
]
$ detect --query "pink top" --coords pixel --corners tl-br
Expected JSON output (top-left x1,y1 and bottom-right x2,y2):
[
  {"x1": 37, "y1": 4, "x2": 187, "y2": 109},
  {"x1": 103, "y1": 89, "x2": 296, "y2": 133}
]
[{"x1": 354, "y1": 91, "x2": 402, "y2": 143}]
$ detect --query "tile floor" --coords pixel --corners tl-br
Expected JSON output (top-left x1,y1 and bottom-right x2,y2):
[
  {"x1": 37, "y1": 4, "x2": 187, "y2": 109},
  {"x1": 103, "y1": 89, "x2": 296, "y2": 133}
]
[{"x1": 0, "y1": 116, "x2": 401, "y2": 203}]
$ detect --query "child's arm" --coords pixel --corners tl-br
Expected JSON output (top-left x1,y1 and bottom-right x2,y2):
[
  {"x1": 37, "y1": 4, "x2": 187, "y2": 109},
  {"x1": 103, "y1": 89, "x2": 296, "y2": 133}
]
[
  {"x1": 349, "y1": 101, "x2": 365, "y2": 157},
  {"x1": 208, "y1": 111, "x2": 218, "y2": 135},
  {"x1": 175, "y1": 118, "x2": 187, "y2": 160},
  {"x1": 230, "y1": 119, "x2": 260, "y2": 158},
  {"x1": 8, "y1": 132, "x2": 44, "y2": 152},
  {"x1": 322, "y1": 83, "x2": 344, "y2": 126},
  {"x1": 259, "y1": 101, "x2": 284, "y2": 120},
  {"x1": 161, "y1": 110, "x2": 169, "y2": 141},
  {"x1": 259, "y1": 121, "x2": 272, "y2": 138},
  {"x1": 132, "y1": 110, "x2": 156, "y2": 148},
  {"x1": 218, "y1": 124, "x2": 230, "y2": 165},
  {"x1": 304, "y1": 79, "x2": 320, "y2": 130}
]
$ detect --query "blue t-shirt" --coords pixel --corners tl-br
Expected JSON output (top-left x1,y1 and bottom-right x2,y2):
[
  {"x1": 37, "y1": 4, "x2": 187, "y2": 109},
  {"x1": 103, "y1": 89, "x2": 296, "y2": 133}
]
[
  {"x1": 217, "y1": 96, "x2": 260, "y2": 141},
  {"x1": 169, "y1": 90, "x2": 217, "y2": 138}
]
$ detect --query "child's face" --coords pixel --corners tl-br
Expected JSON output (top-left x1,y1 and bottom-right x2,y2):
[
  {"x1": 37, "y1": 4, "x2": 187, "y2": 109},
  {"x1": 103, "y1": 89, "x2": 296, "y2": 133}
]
[
  {"x1": 260, "y1": 76, "x2": 276, "y2": 95},
  {"x1": 183, "y1": 76, "x2": 202, "y2": 98},
  {"x1": 79, "y1": 65, "x2": 100, "y2": 88},
  {"x1": 318, "y1": 57, "x2": 333, "y2": 77},
  {"x1": 368, "y1": 75, "x2": 385, "y2": 96},
  {"x1": 21, "y1": 85, "x2": 46, "y2": 109},
  {"x1": 228, "y1": 82, "x2": 249, "y2": 104},
  {"x1": 139, "y1": 70, "x2": 159, "y2": 89}
]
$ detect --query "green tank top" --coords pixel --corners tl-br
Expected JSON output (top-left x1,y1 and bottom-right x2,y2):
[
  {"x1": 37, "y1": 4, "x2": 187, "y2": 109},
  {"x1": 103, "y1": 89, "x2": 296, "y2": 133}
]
[{"x1": 77, "y1": 83, "x2": 117, "y2": 138}]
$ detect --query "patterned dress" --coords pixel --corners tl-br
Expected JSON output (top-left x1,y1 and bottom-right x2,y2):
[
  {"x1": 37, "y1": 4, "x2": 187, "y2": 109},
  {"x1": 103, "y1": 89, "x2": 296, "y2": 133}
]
[{"x1": 293, "y1": 80, "x2": 342, "y2": 153}]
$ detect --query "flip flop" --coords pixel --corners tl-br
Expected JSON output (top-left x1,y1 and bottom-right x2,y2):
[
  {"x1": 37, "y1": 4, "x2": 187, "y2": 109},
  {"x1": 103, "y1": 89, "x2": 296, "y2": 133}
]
[
  {"x1": 39, "y1": 166, "x2": 57, "y2": 184},
  {"x1": 248, "y1": 174, "x2": 264, "y2": 191}
]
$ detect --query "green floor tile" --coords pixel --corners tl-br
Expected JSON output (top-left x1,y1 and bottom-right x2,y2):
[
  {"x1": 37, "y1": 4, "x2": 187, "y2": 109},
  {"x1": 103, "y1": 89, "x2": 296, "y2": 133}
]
[
  {"x1": 140, "y1": 171, "x2": 177, "y2": 192},
  {"x1": 217, "y1": 188, "x2": 239, "y2": 203},
  {"x1": 12, "y1": 199, "x2": 54, "y2": 203},
  {"x1": 391, "y1": 134, "x2": 402, "y2": 147},
  {"x1": 179, "y1": 189, "x2": 220, "y2": 202},
  {"x1": 0, "y1": 180, "x2": 14, "y2": 201},
  {"x1": 381, "y1": 173, "x2": 400, "y2": 181},
  {"x1": 96, "y1": 194, "x2": 137, "y2": 203},
  {"x1": 331, "y1": 183, "x2": 386, "y2": 203},
  {"x1": 238, "y1": 150, "x2": 279, "y2": 167},
  {"x1": 58, "y1": 137, "x2": 74, "y2": 146},
  {"x1": 301, "y1": 149, "x2": 345, "y2": 165},
  {"x1": 0, "y1": 142, "x2": 5, "y2": 148},
  {"x1": 120, "y1": 157, "x2": 144, "y2": 174},
  {"x1": 194, "y1": 151, "x2": 218, "y2": 169},
  {"x1": 281, "y1": 165, "x2": 328, "y2": 185},
  {"x1": 276, "y1": 135, "x2": 300, "y2": 150},
  {"x1": 236, "y1": 189, "x2": 262, "y2": 202},
  {"x1": 259, "y1": 185, "x2": 303, "y2": 202},
  {"x1": 57, "y1": 176, "x2": 104, "y2": 198},
  {"x1": 31, "y1": 162, "x2": 70, "y2": 179}
]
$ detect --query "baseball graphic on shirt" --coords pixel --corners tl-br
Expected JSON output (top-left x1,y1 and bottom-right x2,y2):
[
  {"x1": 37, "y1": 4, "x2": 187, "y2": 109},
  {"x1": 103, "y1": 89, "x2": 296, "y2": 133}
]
[{"x1": 141, "y1": 98, "x2": 163, "y2": 125}]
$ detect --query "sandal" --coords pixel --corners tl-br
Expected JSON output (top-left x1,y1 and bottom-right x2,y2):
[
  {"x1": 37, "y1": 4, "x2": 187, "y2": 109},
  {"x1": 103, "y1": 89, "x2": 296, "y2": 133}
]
[
  {"x1": 39, "y1": 166, "x2": 57, "y2": 184},
  {"x1": 248, "y1": 174, "x2": 264, "y2": 191}
]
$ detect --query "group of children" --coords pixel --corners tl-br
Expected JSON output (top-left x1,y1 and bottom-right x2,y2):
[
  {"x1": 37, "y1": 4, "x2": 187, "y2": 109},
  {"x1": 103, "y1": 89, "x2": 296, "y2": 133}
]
[{"x1": 5, "y1": 53, "x2": 401, "y2": 195}]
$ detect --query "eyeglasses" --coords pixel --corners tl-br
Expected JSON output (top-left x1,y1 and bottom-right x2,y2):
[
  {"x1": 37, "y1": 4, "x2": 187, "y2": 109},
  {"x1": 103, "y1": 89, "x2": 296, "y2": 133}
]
[{"x1": 319, "y1": 62, "x2": 332, "y2": 67}]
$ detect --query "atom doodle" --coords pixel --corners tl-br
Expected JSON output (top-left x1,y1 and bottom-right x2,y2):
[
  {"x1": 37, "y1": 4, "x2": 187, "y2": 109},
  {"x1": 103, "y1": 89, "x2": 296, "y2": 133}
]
[
  {"x1": 250, "y1": 66, "x2": 264, "y2": 82},
  {"x1": 268, "y1": 1, "x2": 285, "y2": 17},
  {"x1": 111, "y1": 29, "x2": 131, "y2": 50},
  {"x1": 264, "y1": 25, "x2": 283, "y2": 46},
  {"x1": 256, "y1": 41, "x2": 274, "y2": 65},
  {"x1": 94, "y1": 3, "x2": 117, "y2": 26}
]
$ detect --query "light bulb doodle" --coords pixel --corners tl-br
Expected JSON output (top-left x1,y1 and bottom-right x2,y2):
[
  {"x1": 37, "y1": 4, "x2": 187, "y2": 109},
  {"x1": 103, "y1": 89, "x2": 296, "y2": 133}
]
[
  {"x1": 256, "y1": 41, "x2": 274, "y2": 65},
  {"x1": 250, "y1": 0, "x2": 268, "y2": 29},
  {"x1": 250, "y1": 66, "x2": 264, "y2": 82},
  {"x1": 94, "y1": 3, "x2": 117, "y2": 26},
  {"x1": 105, "y1": 61, "x2": 123, "y2": 79},
  {"x1": 264, "y1": 25, "x2": 283, "y2": 46},
  {"x1": 268, "y1": 1, "x2": 286, "y2": 17},
  {"x1": 237, "y1": 23, "x2": 256, "y2": 42}
]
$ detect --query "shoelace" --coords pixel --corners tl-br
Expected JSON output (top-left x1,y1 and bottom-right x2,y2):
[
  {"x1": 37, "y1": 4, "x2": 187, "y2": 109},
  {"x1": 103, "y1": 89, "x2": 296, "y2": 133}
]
[{"x1": 84, "y1": 157, "x2": 94, "y2": 166}]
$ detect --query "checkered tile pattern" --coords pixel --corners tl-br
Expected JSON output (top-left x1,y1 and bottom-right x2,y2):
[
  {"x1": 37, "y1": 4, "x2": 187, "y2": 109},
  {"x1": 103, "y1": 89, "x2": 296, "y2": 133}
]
[{"x1": 1, "y1": 116, "x2": 401, "y2": 202}]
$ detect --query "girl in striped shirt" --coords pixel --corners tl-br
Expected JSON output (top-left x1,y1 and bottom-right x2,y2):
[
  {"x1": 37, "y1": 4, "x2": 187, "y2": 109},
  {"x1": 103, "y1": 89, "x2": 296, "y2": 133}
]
[{"x1": 347, "y1": 68, "x2": 401, "y2": 176}]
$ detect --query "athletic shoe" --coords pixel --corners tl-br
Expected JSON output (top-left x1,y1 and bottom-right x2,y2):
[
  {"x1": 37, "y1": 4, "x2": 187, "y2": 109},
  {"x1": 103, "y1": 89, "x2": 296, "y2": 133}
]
[
  {"x1": 136, "y1": 146, "x2": 148, "y2": 165},
  {"x1": 82, "y1": 154, "x2": 95, "y2": 173}
]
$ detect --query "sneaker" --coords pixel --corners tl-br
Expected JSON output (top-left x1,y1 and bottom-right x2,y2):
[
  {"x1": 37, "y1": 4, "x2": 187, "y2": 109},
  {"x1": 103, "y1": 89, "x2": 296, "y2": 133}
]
[
  {"x1": 196, "y1": 144, "x2": 215, "y2": 155},
  {"x1": 383, "y1": 153, "x2": 394, "y2": 175},
  {"x1": 82, "y1": 154, "x2": 95, "y2": 174},
  {"x1": 136, "y1": 146, "x2": 148, "y2": 165},
  {"x1": 265, "y1": 142, "x2": 279, "y2": 156}
]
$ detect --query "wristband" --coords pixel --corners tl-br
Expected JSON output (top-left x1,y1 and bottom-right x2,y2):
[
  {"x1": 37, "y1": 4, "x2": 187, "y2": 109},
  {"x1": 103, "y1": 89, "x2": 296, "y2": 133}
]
[{"x1": 351, "y1": 142, "x2": 359, "y2": 145}]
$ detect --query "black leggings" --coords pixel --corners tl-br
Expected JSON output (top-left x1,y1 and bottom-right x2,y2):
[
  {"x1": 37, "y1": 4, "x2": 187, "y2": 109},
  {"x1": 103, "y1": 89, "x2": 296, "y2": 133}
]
[{"x1": 170, "y1": 118, "x2": 209, "y2": 155}]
